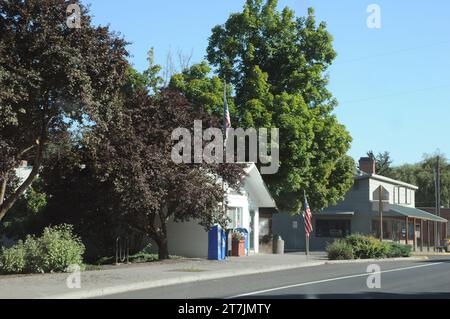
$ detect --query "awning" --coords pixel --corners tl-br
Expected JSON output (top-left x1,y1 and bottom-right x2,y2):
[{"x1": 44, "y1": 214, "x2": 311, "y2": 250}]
[
  {"x1": 384, "y1": 204, "x2": 448, "y2": 222},
  {"x1": 318, "y1": 210, "x2": 355, "y2": 216}
]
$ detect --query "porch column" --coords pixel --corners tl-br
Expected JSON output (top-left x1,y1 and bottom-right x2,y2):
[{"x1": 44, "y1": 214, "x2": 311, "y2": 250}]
[
  {"x1": 405, "y1": 217, "x2": 409, "y2": 245},
  {"x1": 391, "y1": 219, "x2": 394, "y2": 241},
  {"x1": 434, "y1": 222, "x2": 437, "y2": 252},
  {"x1": 420, "y1": 219, "x2": 424, "y2": 252},
  {"x1": 445, "y1": 222, "x2": 448, "y2": 240},
  {"x1": 413, "y1": 218, "x2": 417, "y2": 251},
  {"x1": 427, "y1": 220, "x2": 430, "y2": 252}
]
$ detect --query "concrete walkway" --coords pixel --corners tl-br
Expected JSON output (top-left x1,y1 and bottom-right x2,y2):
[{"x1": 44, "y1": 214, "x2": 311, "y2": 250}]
[{"x1": 0, "y1": 252, "x2": 424, "y2": 299}]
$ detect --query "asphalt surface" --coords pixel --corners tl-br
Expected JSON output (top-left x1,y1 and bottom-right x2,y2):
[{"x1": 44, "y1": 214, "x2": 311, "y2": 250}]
[{"x1": 98, "y1": 256, "x2": 450, "y2": 299}]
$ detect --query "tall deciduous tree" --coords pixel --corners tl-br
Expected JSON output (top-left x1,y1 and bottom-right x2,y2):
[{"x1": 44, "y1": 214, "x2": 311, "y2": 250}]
[
  {"x1": 89, "y1": 89, "x2": 245, "y2": 259},
  {"x1": 0, "y1": 0, "x2": 129, "y2": 222},
  {"x1": 201, "y1": 0, "x2": 354, "y2": 212},
  {"x1": 391, "y1": 154, "x2": 450, "y2": 208},
  {"x1": 367, "y1": 150, "x2": 393, "y2": 176}
]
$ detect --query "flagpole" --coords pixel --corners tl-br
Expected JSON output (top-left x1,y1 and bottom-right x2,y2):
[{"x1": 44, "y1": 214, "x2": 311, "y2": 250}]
[
  {"x1": 305, "y1": 234, "x2": 310, "y2": 256},
  {"x1": 222, "y1": 80, "x2": 227, "y2": 256},
  {"x1": 303, "y1": 190, "x2": 312, "y2": 257}
]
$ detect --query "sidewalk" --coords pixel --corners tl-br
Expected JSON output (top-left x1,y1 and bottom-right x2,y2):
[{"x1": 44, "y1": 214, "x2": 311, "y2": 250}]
[{"x1": 0, "y1": 252, "x2": 424, "y2": 299}]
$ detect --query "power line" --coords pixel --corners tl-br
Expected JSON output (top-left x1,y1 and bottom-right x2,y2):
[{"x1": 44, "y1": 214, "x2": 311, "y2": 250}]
[
  {"x1": 341, "y1": 83, "x2": 450, "y2": 104},
  {"x1": 334, "y1": 40, "x2": 450, "y2": 65}
]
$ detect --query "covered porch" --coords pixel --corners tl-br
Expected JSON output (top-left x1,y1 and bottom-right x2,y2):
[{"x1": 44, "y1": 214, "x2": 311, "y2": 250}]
[{"x1": 371, "y1": 204, "x2": 448, "y2": 252}]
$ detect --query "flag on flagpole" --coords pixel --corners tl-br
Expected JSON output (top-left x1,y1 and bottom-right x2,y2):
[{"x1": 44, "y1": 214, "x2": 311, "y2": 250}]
[
  {"x1": 223, "y1": 81, "x2": 231, "y2": 143},
  {"x1": 303, "y1": 191, "x2": 313, "y2": 236}
]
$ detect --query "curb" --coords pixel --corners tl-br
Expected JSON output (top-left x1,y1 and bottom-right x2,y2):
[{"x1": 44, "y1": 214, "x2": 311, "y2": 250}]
[
  {"x1": 44, "y1": 261, "x2": 326, "y2": 299},
  {"x1": 324, "y1": 256, "x2": 427, "y2": 264},
  {"x1": 43, "y1": 256, "x2": 426, "y2": 299}
]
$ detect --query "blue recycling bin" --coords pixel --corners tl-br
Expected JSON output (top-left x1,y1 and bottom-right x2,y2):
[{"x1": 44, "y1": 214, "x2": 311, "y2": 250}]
[
  {"x1": 208, "y1": 225, "x2": 226, "y2": 260},
  {"x1": 235, "y1": 228, "x2": 250, "y2": 256}
]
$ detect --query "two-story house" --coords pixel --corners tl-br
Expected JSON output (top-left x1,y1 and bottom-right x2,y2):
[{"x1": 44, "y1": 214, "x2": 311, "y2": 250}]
[{"x1": 273, "y1": 157, "x2": 447, "y2": 252}]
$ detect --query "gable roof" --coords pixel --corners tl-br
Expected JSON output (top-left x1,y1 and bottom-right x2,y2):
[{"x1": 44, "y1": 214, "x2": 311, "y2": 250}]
[
  {"x1": 354, "y1": 169, "x2": 419, "y2": 190},
  {"x1": 243, "y1": 163, "x2": 278, "y2": 209}
]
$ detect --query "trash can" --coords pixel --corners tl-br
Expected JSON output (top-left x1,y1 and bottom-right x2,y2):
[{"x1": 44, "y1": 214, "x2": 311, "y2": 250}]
[
  {"x1": 208, "y1": 225, "x2": 226, "y2": 260},
  {"x1": 273, "y1": 235, "x2": 285, "y2": 255}
]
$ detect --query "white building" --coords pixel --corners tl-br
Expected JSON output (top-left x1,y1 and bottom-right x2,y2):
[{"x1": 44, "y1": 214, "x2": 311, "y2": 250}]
[
  {"x1": 14, "y1": 161, "x2": 33, "y2": 186},
  {"x1": 158, "y1": 163, "x2": 277, "y2": 258}
]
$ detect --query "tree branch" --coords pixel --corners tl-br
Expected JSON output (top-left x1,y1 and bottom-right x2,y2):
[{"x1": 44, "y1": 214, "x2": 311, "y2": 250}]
[
  {"x1": 18, "y1": 145, "x2": 37, "y2": 158},
  {"x1": 0, "y1": 176, "x2": 7, "y2": 206},
  {"x1": 0, "y1": 128, "x2": 46, "y2": 222}
]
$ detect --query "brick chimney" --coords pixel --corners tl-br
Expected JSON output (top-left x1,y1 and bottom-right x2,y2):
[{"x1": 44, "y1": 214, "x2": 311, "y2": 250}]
[{"x1": 359, "y1": 157, "x2": 375, "y2": 175}]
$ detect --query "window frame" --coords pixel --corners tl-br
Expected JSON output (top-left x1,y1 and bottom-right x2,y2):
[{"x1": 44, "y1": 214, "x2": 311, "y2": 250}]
[
  {"x1": 315, "y1": 219, "x2": 351, "y2": 238},
  {"x1": 227, "y1": 207, "x2": 244, "y2": 229}
]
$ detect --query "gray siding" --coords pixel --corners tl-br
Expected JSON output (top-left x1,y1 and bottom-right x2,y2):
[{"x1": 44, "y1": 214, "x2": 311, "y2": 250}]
[{"x1": 273, "y1": 177, "x2": 418, "y2": 251}]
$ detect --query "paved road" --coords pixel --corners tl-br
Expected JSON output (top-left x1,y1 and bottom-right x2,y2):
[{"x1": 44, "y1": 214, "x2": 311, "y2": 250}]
[{"x1": 99, "y1": 257, "x2": 450, "y2": 299}]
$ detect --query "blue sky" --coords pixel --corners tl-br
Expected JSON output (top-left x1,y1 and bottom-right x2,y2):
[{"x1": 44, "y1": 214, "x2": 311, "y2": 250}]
[{"x1": 87, "y1": 0, "x2": 450, "y2": 165}]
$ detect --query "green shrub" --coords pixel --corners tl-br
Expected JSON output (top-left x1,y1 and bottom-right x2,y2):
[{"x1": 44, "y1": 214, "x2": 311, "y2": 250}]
[
  {"x1": 0, "y1": 242, "x2": 26, "y2": 274},
  {"x1": 344, "y1": 234, "x2": 390, "y2": 259},
  {"x1": 128, "y1": 252, "x2": 159, "y2": 263},
  {"x1": 387, "y1": 243, "x2": 412, "y2": 258},
  {"x1": 326, "y1": 234, "x2": 413, "y2": 261},
  {"x1": 0, "y1": 224, "x2": 85, "y2": 274},
  {"x1": 326, "y1": 240, "x2": 354, "y2": 260}
]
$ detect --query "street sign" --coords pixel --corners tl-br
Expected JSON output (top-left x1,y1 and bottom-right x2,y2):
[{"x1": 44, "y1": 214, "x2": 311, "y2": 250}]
[
  {"x1": 372, "y1": 200, "x2": 390, "y2": 213},
  {"x1": 373, "y1": 186, "x2": 390, "y2": 201},
  {"x1": 372, "y1": 185, "x2": 390, "y2": 213}
]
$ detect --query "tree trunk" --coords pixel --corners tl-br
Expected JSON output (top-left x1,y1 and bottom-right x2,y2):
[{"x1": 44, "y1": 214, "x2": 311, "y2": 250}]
[
  {"x1": 156, "y1": 203, "x2": 170, "y2": 260},
  {"x1": 158, "y1": 237, "x2": 170, "y2": 260},
  {"x1": 0, "y1": 176, "x2": 7, "y2": 205}
]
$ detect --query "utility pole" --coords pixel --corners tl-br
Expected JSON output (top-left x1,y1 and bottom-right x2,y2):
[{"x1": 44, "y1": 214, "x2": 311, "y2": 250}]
[
  {"x1": 435, "y1": 156, "x2": 441, "y2": 248},
  {"x1": 379, "y1": 185, "x2": 383, "y2": 242}
]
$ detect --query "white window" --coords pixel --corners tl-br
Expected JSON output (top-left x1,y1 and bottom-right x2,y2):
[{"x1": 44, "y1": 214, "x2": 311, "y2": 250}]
[
  {"x1": 227, "y1": 207, "x2": 243, "y2": 228},
  {"x1": 399, "y1": 187, "x2": 406, "y2": 204}
]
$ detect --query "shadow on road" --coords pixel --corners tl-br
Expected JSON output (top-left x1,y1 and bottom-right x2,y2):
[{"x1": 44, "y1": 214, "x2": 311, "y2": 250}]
[{"x1": 424, "y1": 258, "x2": 450, "y2": 263}]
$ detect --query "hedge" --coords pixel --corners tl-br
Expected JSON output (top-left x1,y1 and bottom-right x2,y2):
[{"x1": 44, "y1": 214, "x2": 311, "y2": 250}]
[{"x1": 327, "y1": 234, "x2": 412, "y2": 260}]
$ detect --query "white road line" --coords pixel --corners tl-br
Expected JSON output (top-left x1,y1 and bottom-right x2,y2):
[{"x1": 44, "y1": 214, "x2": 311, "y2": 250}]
[{"x1": 226, "y1": 262, "x2": 444, "y2": 299}]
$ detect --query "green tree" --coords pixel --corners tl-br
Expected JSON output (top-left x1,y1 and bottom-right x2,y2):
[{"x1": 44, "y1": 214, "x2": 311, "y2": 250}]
[
  {"x1": 169, "y1": 62, "x2": 236, "y2": 118},
  {"x1": 0, "y1": 0, "x2": 129, "y2": 222},
  {"x1": 367, "y1": 150, "x2": 393, "y2": 176},
  {"x1": 178, "y1": 0, "x2": 355, "y2": 212},
  {"x1": 391, "y1": 154, "x2": 450, "y2": 208},
  {"x1": 123, "y1": 48, "x2": 163, "y2": 95}
]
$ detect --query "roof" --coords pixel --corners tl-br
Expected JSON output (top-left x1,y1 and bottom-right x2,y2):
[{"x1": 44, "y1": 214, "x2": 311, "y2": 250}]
[
  {"x1": 14, "y1": 166, "x2": 33, "y2": 186},
  {"x1": 243, "y1": 163, "x2": 278, "y2": 209},
  {"x1": 354, "y1": 170, "x2": 418, "y2": 190},
  {"x1": 383, "y1": 204, "x2": 448, "y2": 222},
  {"x1": 317, "y1": 210, "x2": 355, "y2": 216},
  {"x1": 419, "y1": 207, "x2": 450, "y2": 214}
]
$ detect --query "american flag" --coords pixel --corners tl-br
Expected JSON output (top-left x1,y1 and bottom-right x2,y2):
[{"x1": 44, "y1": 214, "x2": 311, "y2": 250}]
[
  {"x1": 223, "y1": 82, "x2": 231, "y2": 141},
  {"x1": 303, "y1": 191, "x2": 313, "y2": 236}
]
